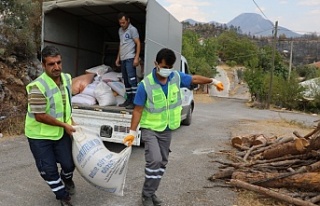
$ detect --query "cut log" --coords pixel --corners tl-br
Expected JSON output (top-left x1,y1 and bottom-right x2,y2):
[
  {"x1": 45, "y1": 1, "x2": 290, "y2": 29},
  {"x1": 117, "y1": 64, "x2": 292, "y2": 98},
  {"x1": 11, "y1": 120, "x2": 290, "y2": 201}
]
[
  {"x1": 252, "y1": 134, "x2": 267, "y2": 146},
  {"x1": 253, "y1": 159, "x2": 306, "y2": 169},
  {"x1": 261, "y1": 138, "x2": 308, "y2": 160},
  {"x1": 247, "y1": 160, "x2": 320, "y2": 185},
  {"x1": 306, "y1": 136, "x2": 320, "y2": 152},
  {"x1": 308, "y1": 194, "x2": 320, "y2": 203},
  {"x1": 295, "y1": 138, "x2": 309, "y2": 151},
  {"x1": 243, "y1": 144, "x2": 266, "y2": 161},
  {"x1": 234, "y1": 143, "x2": 250, "y2": 151},
  {"x1": 231, "y1": 136, "x2": 242, "y2": 147},
  {"x1": 231, "y1": 135, "x2": 253, "y2": 148},
  {"x1": 276, "y1": 136, "x2": 296, "y2": 144},
  {"x1": 254, "y1": 153, "x2": 314, "y2": 165},
  {"x1": 306, "y1": 160, "x2": 320, "y2": 172},
  {"x1": 293, "y1": 131, "x2": 303, "y2": 138},
  {"x1": 232, "y1": 171, "x2": 320, "y2": 192},
  {"x1": 303, "y1": 121, "x2": 320, "y2": 139},
  {"x1": 248, "y1": 136, "x2": 295, "y2": 158},
  {"x1": 230, "y1": 179, "x2": 318, "y2": 206}
]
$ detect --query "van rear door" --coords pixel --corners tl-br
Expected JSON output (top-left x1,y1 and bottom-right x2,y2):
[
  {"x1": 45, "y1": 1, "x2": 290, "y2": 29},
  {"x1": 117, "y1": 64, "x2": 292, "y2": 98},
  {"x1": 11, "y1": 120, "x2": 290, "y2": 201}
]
[{"x1": 144, "y1": 0, "x2": 182, "y2": 75}]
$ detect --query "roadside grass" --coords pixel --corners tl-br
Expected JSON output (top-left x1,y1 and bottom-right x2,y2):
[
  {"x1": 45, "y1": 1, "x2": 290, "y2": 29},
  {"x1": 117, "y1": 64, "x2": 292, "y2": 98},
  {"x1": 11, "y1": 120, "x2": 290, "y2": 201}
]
[
  {"x1": 277, "y1": 113, "x2": 317, "y2": 130},
  {"x1": 0, "y1": 115, "x2": 25, "y2": 137},
  {"x1": 0, "y1": 102, "x2": 26, "y2": 138}
]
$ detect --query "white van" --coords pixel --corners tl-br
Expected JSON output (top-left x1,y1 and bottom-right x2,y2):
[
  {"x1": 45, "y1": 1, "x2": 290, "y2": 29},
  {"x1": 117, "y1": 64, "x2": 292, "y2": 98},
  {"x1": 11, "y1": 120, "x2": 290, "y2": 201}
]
[{"x1": 42, "y1": 0, "x2": 196, "y2": 146}]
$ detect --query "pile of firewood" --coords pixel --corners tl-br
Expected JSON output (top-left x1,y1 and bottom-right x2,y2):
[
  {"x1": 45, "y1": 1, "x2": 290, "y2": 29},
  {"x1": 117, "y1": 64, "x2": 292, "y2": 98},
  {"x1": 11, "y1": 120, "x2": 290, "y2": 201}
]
[{"x1": 210, "y1": 122, "x2": 320, "y2": 206}]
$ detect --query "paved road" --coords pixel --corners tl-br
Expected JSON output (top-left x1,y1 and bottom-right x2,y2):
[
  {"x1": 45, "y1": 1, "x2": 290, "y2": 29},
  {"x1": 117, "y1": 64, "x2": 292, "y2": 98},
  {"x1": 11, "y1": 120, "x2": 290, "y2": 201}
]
[{"x1": 0, "y1": 98, "x2": 318, "y2": 206}]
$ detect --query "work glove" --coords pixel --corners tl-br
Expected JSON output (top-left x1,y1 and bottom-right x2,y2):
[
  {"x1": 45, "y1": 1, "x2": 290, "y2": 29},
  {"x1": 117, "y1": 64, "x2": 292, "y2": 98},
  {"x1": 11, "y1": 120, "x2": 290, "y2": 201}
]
[
  {"x1": 210, "y1": 78, "x2": 224, "y2": 91},
  {"x1": 123, "y1": 130, "x2": 137, "y2": 147}
]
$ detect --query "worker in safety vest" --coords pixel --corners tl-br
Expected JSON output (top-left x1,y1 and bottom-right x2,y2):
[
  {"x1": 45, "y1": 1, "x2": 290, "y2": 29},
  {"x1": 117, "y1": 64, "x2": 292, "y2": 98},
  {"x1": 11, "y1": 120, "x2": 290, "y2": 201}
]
[
  {"x1": 123, "y1": 48, "x2": 223, "y2": 206},
  {"x1": 25, "y1": 46, "x2": 76, "y2": 206}
]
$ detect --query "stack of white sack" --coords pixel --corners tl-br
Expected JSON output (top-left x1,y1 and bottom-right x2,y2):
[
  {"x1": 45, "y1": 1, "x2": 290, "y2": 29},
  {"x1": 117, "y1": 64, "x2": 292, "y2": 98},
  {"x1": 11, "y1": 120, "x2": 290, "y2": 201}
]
[
  {"x1": 71, "y1": 64, "x2": 126, "y2": 106},
  {"x1": 72, "y1": 126, "x2": 132, "y2": 196}
]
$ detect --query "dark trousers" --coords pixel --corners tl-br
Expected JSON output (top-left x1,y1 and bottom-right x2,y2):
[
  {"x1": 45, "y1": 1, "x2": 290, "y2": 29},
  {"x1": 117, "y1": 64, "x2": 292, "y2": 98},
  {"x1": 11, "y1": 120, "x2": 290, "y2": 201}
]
[
  {"x1": 141, "y1": 129, "x2": 172, "y2": 197},
  {"x1": 28, "y1": 132, "x2": 75, "y2": 200},
  {"x1": 121, "y1": 58, "x2": 137, "y2": 102}
]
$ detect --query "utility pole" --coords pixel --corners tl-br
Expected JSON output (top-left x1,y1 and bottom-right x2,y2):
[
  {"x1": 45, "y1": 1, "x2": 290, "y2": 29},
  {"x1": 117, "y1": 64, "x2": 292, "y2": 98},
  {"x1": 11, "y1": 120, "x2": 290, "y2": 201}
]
[
  {"x1": 288, "y1": 40, "x2": 293, "y2": 81},
  {"x1": 267, "y1": 21, "x2": 278, "y2": 109}
]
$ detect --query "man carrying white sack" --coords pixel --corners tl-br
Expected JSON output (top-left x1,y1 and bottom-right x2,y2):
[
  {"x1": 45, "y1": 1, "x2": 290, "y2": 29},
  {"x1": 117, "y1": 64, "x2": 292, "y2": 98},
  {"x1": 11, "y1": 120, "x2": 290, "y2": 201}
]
[
  {"x1": 123, "y1": 48, "x2": 223, "y2": 206},
  {"x1": 25, "y1": 46, "x2": 76, "y2": 206}
]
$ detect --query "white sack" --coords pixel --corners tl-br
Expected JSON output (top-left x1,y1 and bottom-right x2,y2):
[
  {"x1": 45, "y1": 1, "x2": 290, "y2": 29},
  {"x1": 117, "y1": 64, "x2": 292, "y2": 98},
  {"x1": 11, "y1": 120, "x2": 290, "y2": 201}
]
[
  {"x1": 94, "y1": 81, "x2": 117, "y2": 106},
  {"x1": 101, "y1": 71, "x2": 121, "y2": 82},
  {"x1": 115, "y1": 95, "x2": 126, "y2": 106},
  {"x1": 72, "y1": 126, "x2": 132, "y2": 196},
  {"x1": 71, "y1": 93, "x2": 96, "y2": 106},
  {"x1": 82, "y1": 81, "x2": 99, "y2": 97},
  {"x1": 86, "y1": 64, "x2": 112, "y2": 76},
  {"x1": 107, "y1": 81, "x2": 126, "y2": 97}
]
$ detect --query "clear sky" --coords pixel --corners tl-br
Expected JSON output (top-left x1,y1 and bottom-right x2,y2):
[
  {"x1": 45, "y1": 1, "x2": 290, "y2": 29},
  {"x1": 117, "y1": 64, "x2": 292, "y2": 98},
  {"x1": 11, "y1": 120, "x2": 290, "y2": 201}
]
[{"x1": 156, "y1": 0, "x2": 320, "y2": 34}]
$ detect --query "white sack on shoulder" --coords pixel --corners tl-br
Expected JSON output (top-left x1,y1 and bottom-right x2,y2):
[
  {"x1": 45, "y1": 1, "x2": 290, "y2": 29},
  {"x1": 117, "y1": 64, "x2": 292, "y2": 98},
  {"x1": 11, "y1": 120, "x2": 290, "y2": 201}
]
[{"x1": 72, "y1": 126, "x2": 132, "y2": 196}]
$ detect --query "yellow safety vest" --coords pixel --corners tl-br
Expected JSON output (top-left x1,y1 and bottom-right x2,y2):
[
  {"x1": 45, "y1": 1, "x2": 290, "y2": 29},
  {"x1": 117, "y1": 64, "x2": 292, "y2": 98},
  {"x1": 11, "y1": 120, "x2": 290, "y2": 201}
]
[
  {"x1": 25, "y1": 72, "x2": 72, "y2": 140},
  {"x1": 140, "y1": 71, "x2": 182, "y2": 131}
]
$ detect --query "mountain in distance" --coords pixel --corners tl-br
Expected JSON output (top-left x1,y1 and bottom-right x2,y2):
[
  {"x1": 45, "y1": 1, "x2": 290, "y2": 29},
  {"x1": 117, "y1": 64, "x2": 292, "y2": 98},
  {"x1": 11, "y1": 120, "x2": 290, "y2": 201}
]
[
  {"x1": 227, "y1": 13, "x2": 301, "y2": 37},
  {"x1": 183, "y1": 13, "x2": 302, "y2": 38}
]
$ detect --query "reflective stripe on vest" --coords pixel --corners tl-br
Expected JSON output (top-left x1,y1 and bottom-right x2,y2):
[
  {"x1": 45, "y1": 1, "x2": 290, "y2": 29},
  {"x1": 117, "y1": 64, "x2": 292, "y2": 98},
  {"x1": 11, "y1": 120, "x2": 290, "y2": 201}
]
[
  {"x1": 140, "y1": 71, "x2": 182, "y2": 131},
  {"x1": 25, "y1": 72, "x2": 72, "y2": 140}
]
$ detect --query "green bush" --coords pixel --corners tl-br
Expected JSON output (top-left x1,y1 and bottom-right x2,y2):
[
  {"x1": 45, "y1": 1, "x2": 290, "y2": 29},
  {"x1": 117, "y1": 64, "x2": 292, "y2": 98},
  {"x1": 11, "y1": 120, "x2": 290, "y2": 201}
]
[
  {"x1": 296, "y1": 65, "x2": 320, "y2": 80},
  {"x1": 271, "y1": 74, "x2": 305, "y2": 110}
]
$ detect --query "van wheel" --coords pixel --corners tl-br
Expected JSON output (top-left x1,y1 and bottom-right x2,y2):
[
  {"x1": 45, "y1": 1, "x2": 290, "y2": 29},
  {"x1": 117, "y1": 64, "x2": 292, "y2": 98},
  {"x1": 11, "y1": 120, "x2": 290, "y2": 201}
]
[{"x1": 181, "y1": 107, "x2": 192, "y2": 126}]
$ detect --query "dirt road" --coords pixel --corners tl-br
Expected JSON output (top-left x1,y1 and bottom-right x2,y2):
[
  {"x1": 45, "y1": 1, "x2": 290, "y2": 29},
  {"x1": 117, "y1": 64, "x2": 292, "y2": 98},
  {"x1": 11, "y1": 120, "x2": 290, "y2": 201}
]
[{"x1": 0, "y1": 97, "x2": 318, "y2": 206}]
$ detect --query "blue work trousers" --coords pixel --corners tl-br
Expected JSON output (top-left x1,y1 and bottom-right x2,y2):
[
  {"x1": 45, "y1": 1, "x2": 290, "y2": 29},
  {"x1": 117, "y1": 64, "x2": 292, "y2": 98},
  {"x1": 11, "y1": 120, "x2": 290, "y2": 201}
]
[
  {"x1": 27, "y1": 132, "x2": 75, "y2": 200},
  {"x1": 121, "y1": 58, "x2": 137, "y2": 101}
]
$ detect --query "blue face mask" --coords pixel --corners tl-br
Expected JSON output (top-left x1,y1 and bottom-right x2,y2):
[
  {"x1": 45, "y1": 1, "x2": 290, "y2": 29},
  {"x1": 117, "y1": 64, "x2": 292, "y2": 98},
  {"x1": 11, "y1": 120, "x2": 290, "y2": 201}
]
[{"x1": 157, "y1": 68, "x2": 173, "y2": 77}]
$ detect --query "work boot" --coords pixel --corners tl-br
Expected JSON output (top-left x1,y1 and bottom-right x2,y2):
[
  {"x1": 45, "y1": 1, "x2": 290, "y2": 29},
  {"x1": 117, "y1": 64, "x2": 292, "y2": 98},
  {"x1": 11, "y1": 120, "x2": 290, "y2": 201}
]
[
  {"x1": 63, "y1": 179, "x2": 75, "y2": 195},
  {"x1": 60, "y1": 196, "x2": 73, "y2": 206},
  {"x1": 125, "y1": 103, "x2": 135, "y2": 110},
  {"x1": 119, "y1": 98, "x2": 131, "y2": 107},
  {"x1": 142, "y1": 195, "x2": 154, "y2": 206},
  {"x1": 152, "y1": 194, "x2": 163, "y2": 206}
]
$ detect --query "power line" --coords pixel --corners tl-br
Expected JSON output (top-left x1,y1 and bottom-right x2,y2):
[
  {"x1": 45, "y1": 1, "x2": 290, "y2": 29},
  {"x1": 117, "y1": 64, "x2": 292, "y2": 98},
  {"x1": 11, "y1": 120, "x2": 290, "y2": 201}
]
[
  {"x1": 251, "y1": 0, "x2": 320, "y2": 36},
  {"x1": 252, "y1": 0, "x2": 274, "y2": 28},
  {"x1": 251, "y1": 28, "x2": 274, "y2": 35}
]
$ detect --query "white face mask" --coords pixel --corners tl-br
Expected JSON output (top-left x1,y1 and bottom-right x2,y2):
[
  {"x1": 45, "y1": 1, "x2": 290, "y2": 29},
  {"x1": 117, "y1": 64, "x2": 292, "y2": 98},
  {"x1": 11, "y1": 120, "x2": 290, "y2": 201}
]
[{"x1": 157, "y1": 68, "x2": 172, "y2": 77}]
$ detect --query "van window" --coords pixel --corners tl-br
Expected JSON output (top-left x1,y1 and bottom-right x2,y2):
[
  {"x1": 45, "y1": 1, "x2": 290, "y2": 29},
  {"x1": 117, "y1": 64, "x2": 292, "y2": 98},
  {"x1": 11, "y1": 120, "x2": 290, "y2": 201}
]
[{"x1": 184, "y1": 62, "x2": 190, "y2": 74}]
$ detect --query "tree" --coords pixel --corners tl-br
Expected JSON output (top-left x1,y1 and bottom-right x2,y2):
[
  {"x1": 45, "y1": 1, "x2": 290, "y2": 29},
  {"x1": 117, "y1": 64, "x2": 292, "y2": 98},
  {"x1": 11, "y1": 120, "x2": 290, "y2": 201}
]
[
  {"x1": 258, "y1": 46, "x2": 287, "y2": 78},
  {"x1": 244, "y1": 67, "x2": 268, "y2": 103},
  {"x1": 182, "y1": 30, "x2": 219, "y2": 77},
  {"x1": 0, "y1": 0, "x2": 41, "y2": 59},
  {"x1": 216, "y1": 31, "x2": 259, "y2": 67}
]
